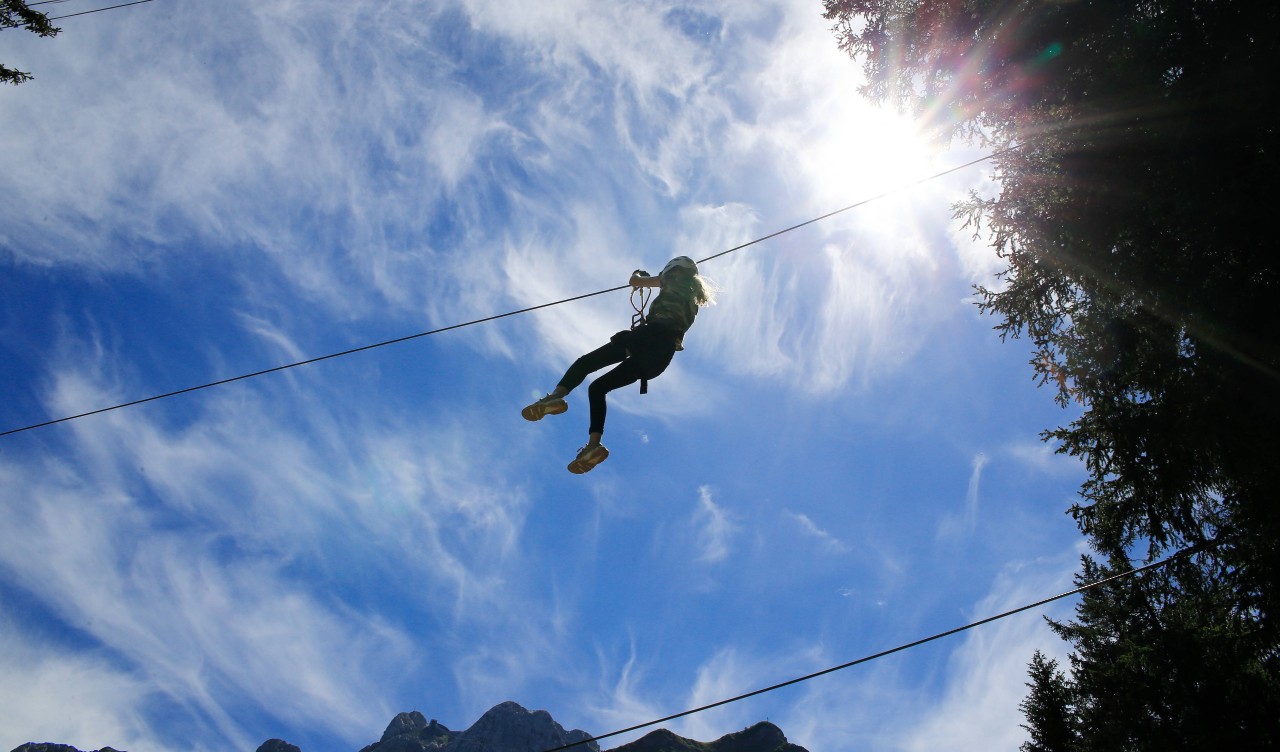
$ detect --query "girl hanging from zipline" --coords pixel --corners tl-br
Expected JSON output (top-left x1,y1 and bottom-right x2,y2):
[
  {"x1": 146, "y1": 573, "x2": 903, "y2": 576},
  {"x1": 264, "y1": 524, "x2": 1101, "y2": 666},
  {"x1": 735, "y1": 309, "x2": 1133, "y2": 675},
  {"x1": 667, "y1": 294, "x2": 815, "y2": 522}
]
[{"x1": 521, "y1": 256, "x2": 716, "y2": 474}]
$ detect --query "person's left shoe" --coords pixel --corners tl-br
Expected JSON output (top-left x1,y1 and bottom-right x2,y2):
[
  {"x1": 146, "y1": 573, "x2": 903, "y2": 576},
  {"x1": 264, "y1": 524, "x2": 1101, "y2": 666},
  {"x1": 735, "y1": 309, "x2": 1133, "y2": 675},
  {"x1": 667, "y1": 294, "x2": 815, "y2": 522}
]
[
  {"x1": 567, "y1": 443, "x2": 610, "y2": 474},
  {"x1": 522, "y1": 394, "x2": 568, "y2": 421}
]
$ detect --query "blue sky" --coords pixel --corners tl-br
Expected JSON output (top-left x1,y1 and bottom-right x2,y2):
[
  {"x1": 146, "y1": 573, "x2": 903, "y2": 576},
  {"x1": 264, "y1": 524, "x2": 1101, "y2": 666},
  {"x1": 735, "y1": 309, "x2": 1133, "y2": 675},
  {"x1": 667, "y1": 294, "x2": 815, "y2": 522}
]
[{"x1": 2, "y1": 2, "x2": 1088, "y2": 750}]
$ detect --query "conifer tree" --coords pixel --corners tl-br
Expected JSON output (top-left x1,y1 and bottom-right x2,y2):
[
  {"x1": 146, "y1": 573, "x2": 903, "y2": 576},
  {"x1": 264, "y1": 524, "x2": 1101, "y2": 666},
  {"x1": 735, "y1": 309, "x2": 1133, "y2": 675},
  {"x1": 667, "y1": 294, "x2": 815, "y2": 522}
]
[
  {"x1": 2, "y1": 0, "x2": 60, "y2": 85},
  {"x1": 1019, "y1": 651, "x2": 1075, "y2": 752},
  {"x1": 822, "y1": 0, "x2": 1280, "y2": 746}
]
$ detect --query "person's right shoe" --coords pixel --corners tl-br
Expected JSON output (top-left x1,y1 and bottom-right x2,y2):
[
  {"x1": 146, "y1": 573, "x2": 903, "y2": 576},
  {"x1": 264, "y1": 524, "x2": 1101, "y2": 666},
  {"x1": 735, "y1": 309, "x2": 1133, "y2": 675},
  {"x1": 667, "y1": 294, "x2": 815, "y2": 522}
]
[
  {"x1": 522, "y1": 394, "x2": 568, "y2": 421},
  {"x1": 567, "y1": 443, "x2": 609, "y2": 474}
]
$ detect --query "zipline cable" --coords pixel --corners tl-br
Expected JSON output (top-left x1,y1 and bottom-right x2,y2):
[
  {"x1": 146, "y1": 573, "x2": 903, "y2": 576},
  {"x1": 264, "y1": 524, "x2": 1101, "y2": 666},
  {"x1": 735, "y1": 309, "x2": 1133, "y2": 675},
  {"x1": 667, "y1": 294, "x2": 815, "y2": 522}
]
[
  {"x1": 1, "y1": 0, "x2": 155, "y2": 23},
  {"x1": 1, "y1": 286, "x2": 626, "y2": 438},
  {"x1": 1, "y1": 147, "x2": 1017, "y2": 439},
  {"x1": 542, "y1": 539, "x2": 1212, "y2": 752},
  {"x1": 695, "y1": 145, "x2": 1021, "y2": 267},
  {"x1": 47, "y1": 0, "x2": 155, "y2": 21}
]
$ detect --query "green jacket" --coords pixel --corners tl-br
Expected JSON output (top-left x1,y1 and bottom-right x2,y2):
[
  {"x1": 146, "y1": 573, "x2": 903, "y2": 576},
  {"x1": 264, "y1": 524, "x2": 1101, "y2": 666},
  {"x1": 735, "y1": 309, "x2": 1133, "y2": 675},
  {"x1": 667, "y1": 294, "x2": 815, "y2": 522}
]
[{"x1": 646, "y1": 282, "x2": 698, "y2": 350}]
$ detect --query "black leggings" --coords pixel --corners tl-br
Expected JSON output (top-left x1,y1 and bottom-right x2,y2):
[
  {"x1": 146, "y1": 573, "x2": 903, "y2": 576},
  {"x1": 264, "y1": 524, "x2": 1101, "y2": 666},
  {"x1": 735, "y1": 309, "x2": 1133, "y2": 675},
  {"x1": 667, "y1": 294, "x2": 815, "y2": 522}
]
[{"x1": 557, "y1": 326, "x2": 677, "y2": 436}]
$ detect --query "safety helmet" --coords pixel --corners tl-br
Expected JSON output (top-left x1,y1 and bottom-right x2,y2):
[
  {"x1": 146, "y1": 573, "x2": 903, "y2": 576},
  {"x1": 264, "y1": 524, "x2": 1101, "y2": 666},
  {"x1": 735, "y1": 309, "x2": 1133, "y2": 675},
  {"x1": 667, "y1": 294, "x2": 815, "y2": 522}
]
[{"x1": 661, "y1": 256, "x2": 698, "y2": 277}]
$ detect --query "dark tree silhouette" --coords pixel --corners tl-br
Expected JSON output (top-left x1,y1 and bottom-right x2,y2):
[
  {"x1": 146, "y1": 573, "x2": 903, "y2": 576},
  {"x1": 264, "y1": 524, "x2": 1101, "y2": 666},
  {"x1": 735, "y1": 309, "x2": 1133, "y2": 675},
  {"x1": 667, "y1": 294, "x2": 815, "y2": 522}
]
[
  {"x1": 1019, "y1": 651, "x2": 1074, "y2": 752},
  {"x1": 824, "y1": 0, "x2": 1280, "y2": 747},
  {"x1": 3, "y1": 0, "x2": 61, "y2": 85}
]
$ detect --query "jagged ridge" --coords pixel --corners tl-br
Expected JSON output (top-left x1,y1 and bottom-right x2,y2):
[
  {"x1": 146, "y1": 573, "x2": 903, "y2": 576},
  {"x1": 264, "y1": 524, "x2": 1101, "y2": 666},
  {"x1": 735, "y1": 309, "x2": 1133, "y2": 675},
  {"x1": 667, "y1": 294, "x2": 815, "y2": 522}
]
[
  {"x1": 610, "y1": 721, "x2": 806, "y2": 752},
  {"x1": 10, "y1": 700, "x2": 809, "y2": 752}
]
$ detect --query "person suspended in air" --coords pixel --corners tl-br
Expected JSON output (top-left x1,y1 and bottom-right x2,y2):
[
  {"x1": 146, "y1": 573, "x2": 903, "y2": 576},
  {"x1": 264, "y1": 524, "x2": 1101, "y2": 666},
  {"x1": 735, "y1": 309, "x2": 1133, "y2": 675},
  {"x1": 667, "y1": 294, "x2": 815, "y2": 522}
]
[{"x1": 521, "y1": 256, "x2": 716, "y2": 474}]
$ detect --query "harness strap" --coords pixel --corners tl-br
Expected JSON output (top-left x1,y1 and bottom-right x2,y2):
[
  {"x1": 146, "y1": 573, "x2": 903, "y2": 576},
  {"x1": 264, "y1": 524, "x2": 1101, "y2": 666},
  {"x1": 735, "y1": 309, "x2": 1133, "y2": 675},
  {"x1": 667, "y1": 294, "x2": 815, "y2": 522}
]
[
  {"x1": 630, "y1": 282, "x2": 653, "y2": 395},
  {"x1": 630, "y1": 285, "x2": 651, "y2": 330}
]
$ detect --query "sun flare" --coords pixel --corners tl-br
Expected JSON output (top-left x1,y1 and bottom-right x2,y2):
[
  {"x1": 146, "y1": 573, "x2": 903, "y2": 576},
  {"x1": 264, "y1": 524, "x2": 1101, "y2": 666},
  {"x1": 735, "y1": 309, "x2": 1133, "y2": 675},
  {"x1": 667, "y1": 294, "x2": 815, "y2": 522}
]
[{"x1": 803, "y1": 102, "x2": 943, "y2": 216}]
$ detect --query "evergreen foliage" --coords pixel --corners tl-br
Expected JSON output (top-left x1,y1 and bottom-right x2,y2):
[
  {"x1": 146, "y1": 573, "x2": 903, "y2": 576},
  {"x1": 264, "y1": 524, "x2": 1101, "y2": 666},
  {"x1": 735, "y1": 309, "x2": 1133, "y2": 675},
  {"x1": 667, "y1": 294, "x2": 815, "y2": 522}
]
[
  {"x1": 1019, "y1": 651, "x2": 1074, "y2": 752},
  {"x1": 2, "y1": 0, "x2": 61, "y2": 85},
  {"x1": 823, "y1": 0, "x2": 1280, "y2": 747}
]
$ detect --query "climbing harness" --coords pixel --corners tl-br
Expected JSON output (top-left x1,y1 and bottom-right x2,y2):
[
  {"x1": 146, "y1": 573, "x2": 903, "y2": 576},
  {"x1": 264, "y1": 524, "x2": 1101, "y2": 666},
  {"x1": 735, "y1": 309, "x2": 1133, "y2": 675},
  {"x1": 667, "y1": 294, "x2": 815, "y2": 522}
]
[
  {"x1": 629, "y1": 280, "x2": 652, "y2": 330},
  {"x1": 630, "y1": 271, "x2": 654, "y2": 394}
]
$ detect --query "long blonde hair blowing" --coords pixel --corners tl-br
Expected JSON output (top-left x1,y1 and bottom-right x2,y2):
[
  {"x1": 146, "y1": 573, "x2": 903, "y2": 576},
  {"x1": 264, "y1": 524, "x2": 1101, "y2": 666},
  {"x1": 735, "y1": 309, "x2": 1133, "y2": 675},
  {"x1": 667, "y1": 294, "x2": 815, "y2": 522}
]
[{"x1": 688, "y1": 274, "x2": 717, "y2": 306}]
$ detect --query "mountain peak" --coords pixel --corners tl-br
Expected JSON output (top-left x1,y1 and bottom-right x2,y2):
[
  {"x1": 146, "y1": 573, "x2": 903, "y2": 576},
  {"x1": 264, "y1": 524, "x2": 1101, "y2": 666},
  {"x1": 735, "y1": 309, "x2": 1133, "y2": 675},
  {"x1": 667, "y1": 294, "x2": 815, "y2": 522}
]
[
  {"x1": 611, "y1": 720, "x2": 807, "y2": 752},
  {"x1": 359, "y1": 710, "x2": 454, "y2": 752},
  {"x1": 256, "y1": 741, "x2": 302, "y2": 752},
  {"x1": 447, "y1": 701, "x2": 597, "y2": 752}
]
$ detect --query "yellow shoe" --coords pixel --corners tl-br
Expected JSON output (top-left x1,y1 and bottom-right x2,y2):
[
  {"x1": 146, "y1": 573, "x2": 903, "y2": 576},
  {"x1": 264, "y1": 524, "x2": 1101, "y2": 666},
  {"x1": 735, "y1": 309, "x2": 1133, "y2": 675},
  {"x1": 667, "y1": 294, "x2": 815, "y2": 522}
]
[
  {"x1": 522, "y1": 394, "x2": 568, "y2": 421},
  {"x1": 567, "y1": 443, "x2": 609, "y2": 474}
]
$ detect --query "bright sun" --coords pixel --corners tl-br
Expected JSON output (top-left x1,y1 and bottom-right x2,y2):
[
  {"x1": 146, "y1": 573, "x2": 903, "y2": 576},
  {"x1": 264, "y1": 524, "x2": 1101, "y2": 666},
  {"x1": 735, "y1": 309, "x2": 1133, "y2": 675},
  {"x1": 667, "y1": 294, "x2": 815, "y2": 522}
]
[{"x1": 801, "y1": 98, "x2": 944, "y2": 221}]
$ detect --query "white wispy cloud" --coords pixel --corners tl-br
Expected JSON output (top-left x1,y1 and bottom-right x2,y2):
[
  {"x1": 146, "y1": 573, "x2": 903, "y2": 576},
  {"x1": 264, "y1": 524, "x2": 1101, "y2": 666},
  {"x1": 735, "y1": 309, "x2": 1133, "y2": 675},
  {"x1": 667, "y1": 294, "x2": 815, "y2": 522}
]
[
  {"x1": 896, "y1": 554, "x2": 1079, "y2": 752},
  {"x1": 772, "y1": 661, "x2": 917, "y2": 752},
  {"x1": 0, "y1": 609, "x2": 158, "y2": 752},
  {"x1": 0, "y1": 453, "x2": 410, "y2": 749},
  {"x1": 674, "y1": 647, "x2": 769, "y2": 743},
  {"x1": 669, "y1": 640, "x2": 861, "y2": 747},
  {"x1": 784, "y1": 509, "x2": 852, "y2": 554},
  {"x1": 3, "y1": 2, "x2": 515, "y2": 323},
  {"x1": 690, "y1": 486, "x2": 739, "y2": 564},
  {"x1": 236, "y1": 312, "x2": 310, "y2": 363},
  {"x1": 938, "y1": 452, "x2": 990, "y2": 539},
  {"x1": 585, "y1": 638, "x2": 833, "y2": 749},
  {"x1": 1005, "y1": 438, "x2": 1084, "y2": 478},
  {"x1": 584, "y1": 635, "x2": 667, "y2": 747},
  {"x1": 0, "y1": 332, "x2": 551, "y2": 749},
  {"x1": 778, "y1": 550, "x2": 1081, "y2": 752}
]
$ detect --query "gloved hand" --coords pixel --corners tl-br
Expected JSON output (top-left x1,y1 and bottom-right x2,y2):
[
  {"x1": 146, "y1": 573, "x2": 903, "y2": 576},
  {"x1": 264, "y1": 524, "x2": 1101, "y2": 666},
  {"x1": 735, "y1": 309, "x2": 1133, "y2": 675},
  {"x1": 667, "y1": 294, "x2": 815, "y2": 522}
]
[{"x1": 629, "y1": 270, "x2": 651, "y2": 287}]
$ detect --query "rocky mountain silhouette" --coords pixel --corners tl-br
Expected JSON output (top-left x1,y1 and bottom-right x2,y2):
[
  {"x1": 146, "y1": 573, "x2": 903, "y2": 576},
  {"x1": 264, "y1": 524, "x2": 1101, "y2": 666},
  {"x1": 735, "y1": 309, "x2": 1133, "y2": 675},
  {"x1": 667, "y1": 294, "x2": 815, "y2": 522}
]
[
  {"x1": 351, "y1": 701, "x2": 595, "y2": 752},
  {"x1": 10, "y1": 700, "x2": 808, "y2": 752},
  {"x1": 609, "y1": 721, "x2": 806, "y2": 752}
]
